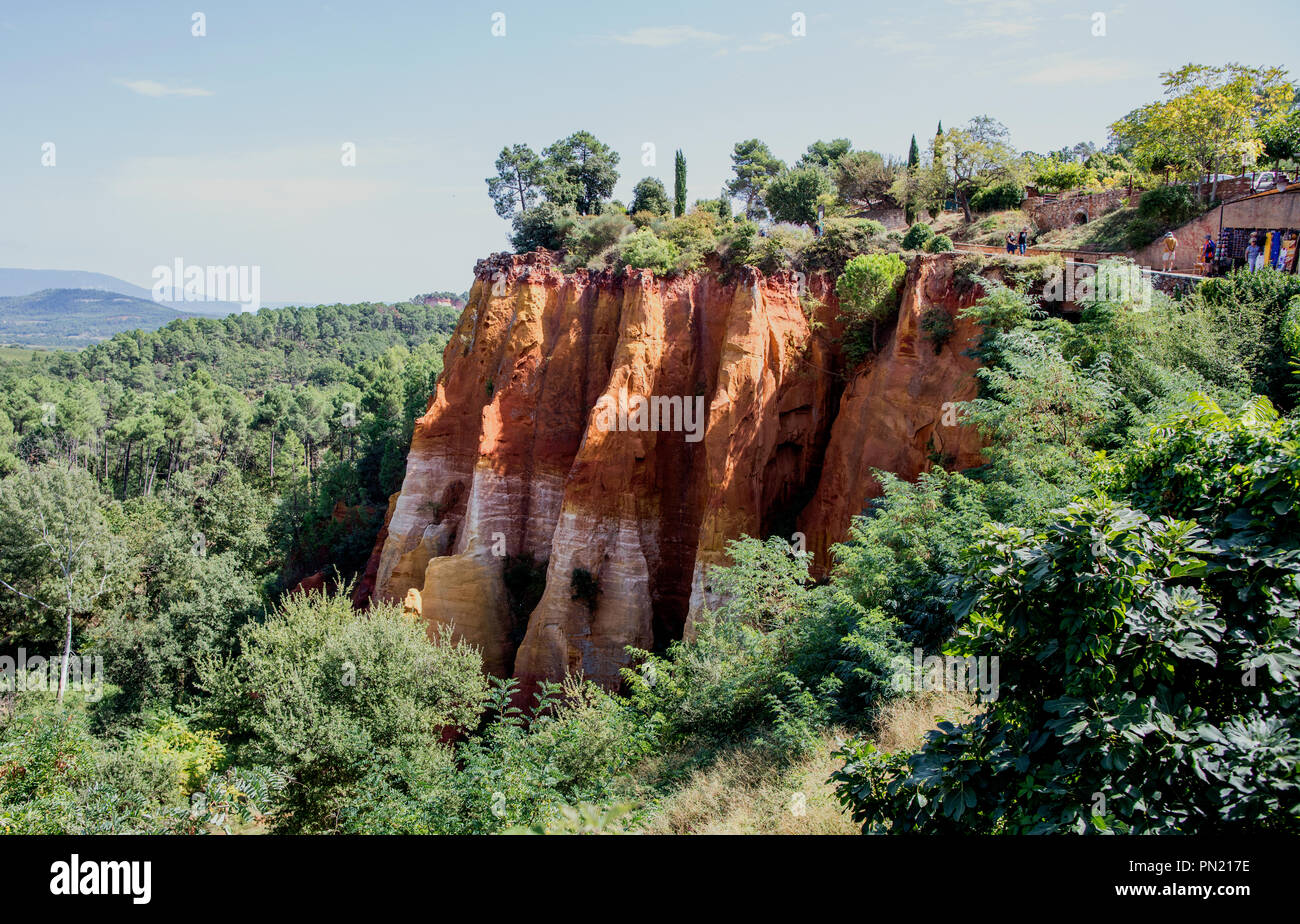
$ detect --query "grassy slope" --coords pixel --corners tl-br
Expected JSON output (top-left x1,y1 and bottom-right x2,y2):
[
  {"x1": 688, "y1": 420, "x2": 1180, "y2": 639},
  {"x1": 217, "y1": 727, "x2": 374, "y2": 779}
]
[{"x1": 634, "y1": 692, "x2": 977, "y2": 834}]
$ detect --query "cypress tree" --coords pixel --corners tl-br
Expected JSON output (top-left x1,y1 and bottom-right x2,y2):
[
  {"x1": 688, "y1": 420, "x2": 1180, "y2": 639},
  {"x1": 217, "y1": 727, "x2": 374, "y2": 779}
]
[{"x1": 674, "y1": 149, "x2": 687, "y2": 217}]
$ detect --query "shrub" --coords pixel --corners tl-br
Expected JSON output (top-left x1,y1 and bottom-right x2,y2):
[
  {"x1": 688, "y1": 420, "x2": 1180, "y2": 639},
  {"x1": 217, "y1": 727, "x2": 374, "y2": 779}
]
[
  {"x1": 628, "y1": 177, "x2": 671, "y2": 216},
  {"x1": 924, "y1": 233, "x2": 954, "y2": 253},
  {"x1": 624, "y1": 536, "x2": 902, "y2": 750},
  {"x1": 1136, "y1": 185, "x2": 1201, "y2": 227},
  {"x1": 656, "y1": 209, "x2": 720, "y2": 272},
  {"x1": 195, "y1": 589, "x2": 490, "y2": 832},
  {"x1": 619, "y1": 229, "x2": 680, "y2": 275},
  {"x1": 563, "y1": 211, "x2": 633, "y2": 270},
  {"x1": 510, "y1": 202, "x2": 575, "y2": 252},
  {"x1": 802, "y1": 218, "x2": 885, "y2": 275},
  {"x1": 1192, "y1": 267, "x2": 1300, "y2": 408},
  {"x1": 836, "y1": 252, "x2": 908, "y2": 361},
  {"x1": 969, "y1": 181, "x2": 1025, "y2": 212},
  {"x1": 749, "y1": 226, "x2": 812, "y2": 275},
  {"x1": 902, "y1": 222, "x2": 934, "y2": 250},
  {"x1": 919, "y1": 306, "x2": 956, "y2": 353}
]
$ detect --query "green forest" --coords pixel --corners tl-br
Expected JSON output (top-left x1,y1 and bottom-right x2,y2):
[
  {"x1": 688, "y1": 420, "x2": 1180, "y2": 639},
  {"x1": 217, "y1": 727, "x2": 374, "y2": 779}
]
[{"x1": 2, "y1": 257, "x2": 1297, "y2": 834}]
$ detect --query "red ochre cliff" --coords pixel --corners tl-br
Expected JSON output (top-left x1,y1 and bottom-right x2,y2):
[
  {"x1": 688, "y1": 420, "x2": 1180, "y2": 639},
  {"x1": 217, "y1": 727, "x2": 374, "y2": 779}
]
[{"x1": 365, "y1": 249, "x2": 986, "y2": 690}]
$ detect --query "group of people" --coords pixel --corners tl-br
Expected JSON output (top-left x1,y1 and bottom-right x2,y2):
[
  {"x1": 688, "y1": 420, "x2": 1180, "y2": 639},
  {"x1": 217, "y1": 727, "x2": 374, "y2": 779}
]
[
  {"x1": 1004, "y1": 227, "x2": 1028, "y2": 255},
  {"x1": 1162, "y1": 230, "x2": 1298, "y2": 275},
  {"x1": 1244, "y1": 231, "x2": 1299, "y2": 273},
  {"x1": 1160, "y1": 232, "x2": 1216, "y2": 274}
]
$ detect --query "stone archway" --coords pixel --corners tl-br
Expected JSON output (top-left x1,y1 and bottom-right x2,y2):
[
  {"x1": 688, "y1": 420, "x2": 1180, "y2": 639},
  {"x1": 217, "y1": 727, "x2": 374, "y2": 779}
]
[{"x1": 1072, "y1": 209, "x2": 1089, "y2": 225}]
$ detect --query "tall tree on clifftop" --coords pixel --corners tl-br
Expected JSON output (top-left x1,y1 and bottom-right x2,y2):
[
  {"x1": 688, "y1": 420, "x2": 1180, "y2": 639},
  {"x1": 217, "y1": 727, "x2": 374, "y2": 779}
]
[
  {"x1": 674, "y1": 149, "x2": 687, "y2": 217},
  {"x1": 629, "y1": 177, "x2": 671, "y2": 216},
  {"x1": 540, "y1": 131, "x2": 620, "y2": 215},
  {"x1": 726, "y1": 139, "x2": 786, "y2": 220},
  {"x1": 485, "y1": 144, "x2": 545, "y2": 220},
  {"x1": 905, "y1": 134, "x2": 921, "y2": 223}
]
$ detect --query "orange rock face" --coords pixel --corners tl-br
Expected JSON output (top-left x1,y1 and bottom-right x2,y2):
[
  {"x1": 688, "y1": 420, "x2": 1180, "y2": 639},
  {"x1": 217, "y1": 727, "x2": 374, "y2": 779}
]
[{"x1": 367, "y1": 250, "x2": 984, "y2": 690}]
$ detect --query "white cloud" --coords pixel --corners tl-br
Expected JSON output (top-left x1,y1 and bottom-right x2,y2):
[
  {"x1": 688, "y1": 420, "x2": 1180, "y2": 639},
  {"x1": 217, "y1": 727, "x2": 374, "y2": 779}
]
[
  {"x1": 736, "y1": 32, "x2": 794, "y2": 54},
  {"x1": 607, "y1": 26, "x2": 727, "y2": 47},
  {"x1": 1016, "y1": 56, "x2": 1145, "y2": 85},
  {"x1": 105, "y1": 145, "x2": 402, "y2": 217},
  {"x1": 117, "y1": 79, "x2": 214, "y2": 98}
]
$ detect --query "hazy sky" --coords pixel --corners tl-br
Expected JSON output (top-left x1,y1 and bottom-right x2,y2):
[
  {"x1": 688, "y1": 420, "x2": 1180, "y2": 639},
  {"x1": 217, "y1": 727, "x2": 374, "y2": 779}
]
[{"x1": 3, "y1": 0, "x2": 1298, "y2": 304}]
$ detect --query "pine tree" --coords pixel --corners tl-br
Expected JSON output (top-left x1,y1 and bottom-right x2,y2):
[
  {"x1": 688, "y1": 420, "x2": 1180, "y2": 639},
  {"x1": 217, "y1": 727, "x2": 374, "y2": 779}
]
[
  {"x1": 908, "y1": 134, "x2": 920, "y2": 169},
  {"x1": 674, "y1": 149, "x2": 687, "y2": 217}
]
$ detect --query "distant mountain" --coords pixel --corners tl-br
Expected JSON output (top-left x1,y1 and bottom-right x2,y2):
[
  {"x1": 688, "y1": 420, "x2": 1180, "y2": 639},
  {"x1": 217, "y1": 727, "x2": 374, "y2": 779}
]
[
  {"x1": 0, "y1": 268, "x2": 154, "y2": 300},
  {"x1": 0, "y1": 288, "x2": 197, "y2": 348},
  {"x1": 0, "y1": 268, "x2": 286, "y2": 318}
]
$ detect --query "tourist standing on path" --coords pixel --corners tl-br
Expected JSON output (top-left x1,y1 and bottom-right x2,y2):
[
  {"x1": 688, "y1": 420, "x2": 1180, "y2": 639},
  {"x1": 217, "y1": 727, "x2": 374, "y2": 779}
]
[
  {"x1": 1201, "y1": 235, "x2": 1216, "y2": 275},
  {"x1": 1161, "y1": 232, "x2": 1178, "y2": 272},
  {"x1": 1246, "y1": 233, "x2": 1262, "y2": 272},
  {"x1": 1018, "y1": 227, "x2": 1028, "y2": 255},
  {"x1": 1005, "y1": 231, "x2": 1016, "y2": 254}
]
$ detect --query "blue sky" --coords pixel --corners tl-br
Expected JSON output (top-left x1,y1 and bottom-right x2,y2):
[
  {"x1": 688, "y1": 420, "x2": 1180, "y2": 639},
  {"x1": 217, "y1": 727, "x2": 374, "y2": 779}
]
[{"x1": 2, "y1": 0, "x2": 1298, "y2": 304}]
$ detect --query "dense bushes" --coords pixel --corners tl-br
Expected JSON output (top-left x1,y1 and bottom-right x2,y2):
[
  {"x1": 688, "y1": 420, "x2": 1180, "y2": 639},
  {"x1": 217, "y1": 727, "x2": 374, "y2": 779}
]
[
  {"x1": 835, "y1": 398, "x2": 1300, "y2": 833},
  {"x1": 195, "y1": 590, "x2": 488, "y2": 832},
  {"x1": 1191, "y1": 267, "x2": 1300, "y2": 409}
]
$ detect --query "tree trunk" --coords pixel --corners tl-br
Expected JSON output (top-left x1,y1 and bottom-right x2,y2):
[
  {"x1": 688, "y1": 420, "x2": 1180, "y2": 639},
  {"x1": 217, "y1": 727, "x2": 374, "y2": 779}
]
[
  {"x1": 120, "y1": 441, "x2": 132, "y2": 496},
  {"x1": 57, "y1": 608, "x2": 71, "y2": 704}
]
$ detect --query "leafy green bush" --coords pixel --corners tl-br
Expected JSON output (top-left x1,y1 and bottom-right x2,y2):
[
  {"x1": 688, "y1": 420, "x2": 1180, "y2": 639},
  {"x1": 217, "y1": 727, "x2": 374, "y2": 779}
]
[
  {"x1": 836, "y1": 252, "x2": 908, "y2": 361},
  {"x1": 628, "y1": 177, "x2": 671, "y2": 216},
  {"x1": 619, "y1": 229, "x2": 680, "y2": 274},
  {"x1": 802, "y1": 218, "x2": 886, "y2": 275},
  {"x1": 1136, "y1": 185, "x2": 1201, "y2": 227},
  {"x1": 970, "y1": 181, "x2": 1025, "y2": 212},
  {"x1": 835, "y1": 397, "x2": 1300, "y2": 834},
  {"x1": 624, "y1": 536, "x2": 901, "y2": 752},
  {"x1": 902, "y1": 222, "x2": 934, "y2": 250},
  {"x1": 510, "y1": 201, "x2": 576, "y2": 252},
  {"x1": 919, "y1": 305, "x2": 956, "y2": 353},
  {"x1": 832, "y1": 470, "x2": 992, "y2": 651},
  {"x1": 0, "y1": 699, "x2": 171, "y2": 834},
  {"x1": 749, "y1": 226, "x2": 812, "y2": 275},
  {"x1": 924, "y1": 233, "x2": 954, "y2": 253},
  {"x1": 1192, "y1": 267, "x2": 1300, "y2": 409},
  {"x1": 563, "y1": 211, "x2": 633, "y2": 270},
  {"x1": 764, "y1": 166, "x2": 833, "y2": 225},
  {"x1": 195, "y1": 589, "x2": 489, "y2": 832}
]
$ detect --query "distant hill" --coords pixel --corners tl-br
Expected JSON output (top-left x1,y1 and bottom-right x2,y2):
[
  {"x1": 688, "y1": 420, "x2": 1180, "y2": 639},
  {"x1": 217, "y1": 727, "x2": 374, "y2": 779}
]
[
  {"x1": 0, "y1": 268, "x2": 154, "y2": 300},
  {"x1": 0, "y1": 268, "x2": 285, "y2": 318},
  {"x1": 0, "y1": 288, "x2": 196, "y2": 348}
]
